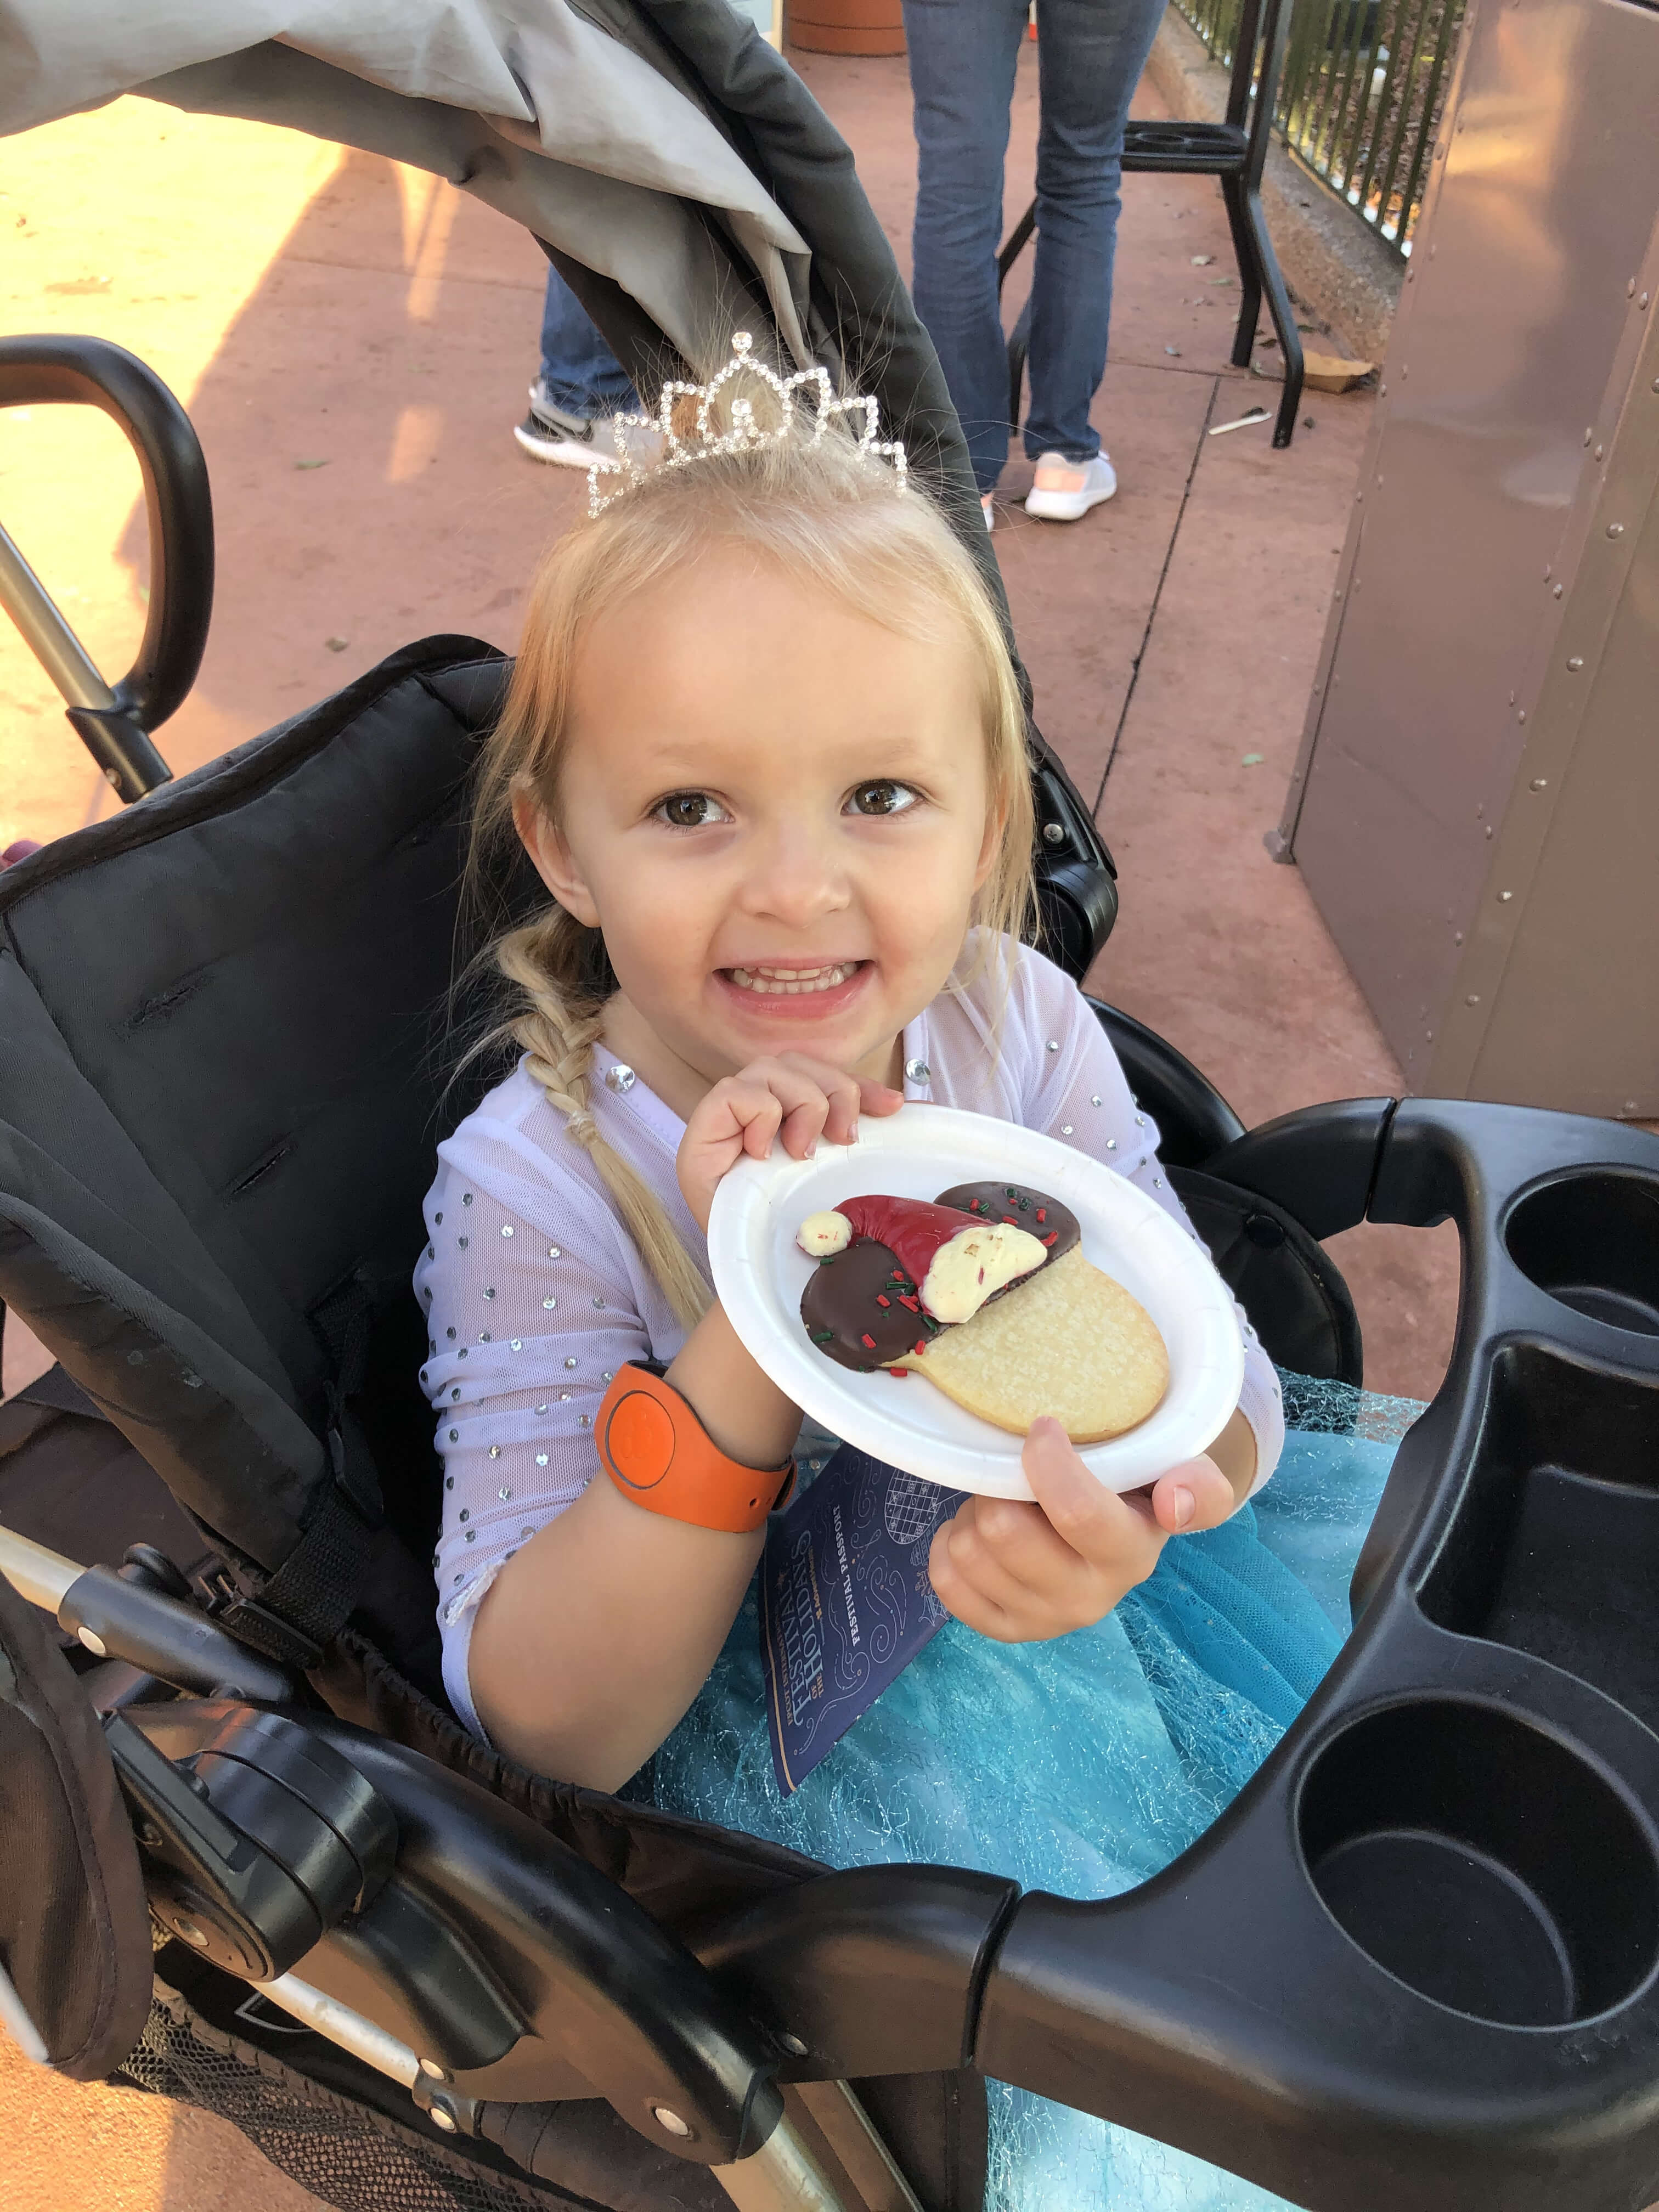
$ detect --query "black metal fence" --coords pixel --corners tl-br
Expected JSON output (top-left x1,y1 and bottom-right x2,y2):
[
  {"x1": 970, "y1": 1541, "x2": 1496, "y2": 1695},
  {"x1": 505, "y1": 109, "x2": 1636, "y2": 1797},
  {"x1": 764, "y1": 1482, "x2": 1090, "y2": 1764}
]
[{"x1": 1172, "y1": 0, "x2": 1463, "y2": 253}]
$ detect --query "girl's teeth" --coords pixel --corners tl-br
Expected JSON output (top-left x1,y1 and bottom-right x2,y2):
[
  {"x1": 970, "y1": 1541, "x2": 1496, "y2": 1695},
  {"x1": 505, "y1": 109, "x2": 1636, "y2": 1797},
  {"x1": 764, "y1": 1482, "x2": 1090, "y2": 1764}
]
[{"x1": 729, "y1": 963, "x2": 856, "y2": 995}]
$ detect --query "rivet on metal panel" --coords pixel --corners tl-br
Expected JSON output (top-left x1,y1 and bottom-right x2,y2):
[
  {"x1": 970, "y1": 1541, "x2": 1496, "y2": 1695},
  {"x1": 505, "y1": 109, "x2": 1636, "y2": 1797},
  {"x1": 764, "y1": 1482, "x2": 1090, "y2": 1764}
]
[
  {"x1": 1531, "y1": 778, "x2": 1548, "y2": 791},
  {"x1": 1499, "y1": 891, "x2": 1514, "y2": 902},
  {"x1": 1629, "y1": 280, "x2": 1638, "y2": 297},
  {"x1": 1607, "y1": 523, "x2": 1625, "y2": 538},
  {"x1": 1379, "y1": 383, "x2": 1387, "y2": 397},
  {"x1": 1517, "y1": 710, "x2": 1526, "y2": 723},
  {"x1": 1466, "y1": 996, "x2": 1481, "y2": 1006},
  {"x1": 1485, "y1": 826, "x2": 1494, "y2": 839},
  {"x1": 1583, "y1": 429, "x2": 1593, "y2": 446},
  {"x1": 1506, "y1": 693, "x2": 1515, "y2": 707},
  {"x1": 1567, "y1": 657, "x2": 1584, "y2": 671},
  {"x1": 1595, "y1": 445, "x2": 1604, "y2": 461},
  {"x1": 1543, "y1": 564, "x2": 1553, "y2": 578},
  {"x1": 1425, "y1": 1031, "x2": 1435, "y2": 1042},
  {"x1": 1454, "y1": 933, "x2": 1464, "y2": 945},
  {"x1": 1554, "y1": 584, "x2": 1564, "y2": 598},
  {"x1": 1639, "y1": 294, "x2": 1650, "y2": 311}
]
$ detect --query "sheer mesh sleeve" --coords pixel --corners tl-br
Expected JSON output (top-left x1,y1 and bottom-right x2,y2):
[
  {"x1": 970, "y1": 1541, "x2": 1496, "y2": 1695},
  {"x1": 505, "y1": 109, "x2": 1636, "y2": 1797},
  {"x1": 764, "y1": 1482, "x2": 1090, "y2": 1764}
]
[
  {"x1": 413, "y1": 1081, "x2": 689, "y2": 1734},
  {"x1": 1001, "y1": 951, "x2": 1284, "y2": 1493}
]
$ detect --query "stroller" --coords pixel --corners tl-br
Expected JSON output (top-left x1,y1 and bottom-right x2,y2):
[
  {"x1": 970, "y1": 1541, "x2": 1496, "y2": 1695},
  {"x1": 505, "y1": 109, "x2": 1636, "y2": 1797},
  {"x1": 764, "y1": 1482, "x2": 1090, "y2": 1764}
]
[{"x1": 3, "y1": 5, "x2": 1659, "y2": 2208}]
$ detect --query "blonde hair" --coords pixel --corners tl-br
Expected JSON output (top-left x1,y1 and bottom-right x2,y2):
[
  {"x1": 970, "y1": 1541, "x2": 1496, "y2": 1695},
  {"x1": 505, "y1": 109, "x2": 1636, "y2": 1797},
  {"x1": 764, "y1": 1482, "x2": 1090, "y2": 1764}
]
[{"x1": 466, "y1": 424, "x2": 1036, "y2": 1329}]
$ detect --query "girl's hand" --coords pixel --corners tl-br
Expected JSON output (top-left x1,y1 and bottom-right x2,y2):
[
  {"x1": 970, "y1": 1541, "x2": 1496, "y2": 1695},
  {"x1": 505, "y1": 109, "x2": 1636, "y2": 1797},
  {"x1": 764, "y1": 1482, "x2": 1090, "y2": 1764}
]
[
  {"x1": 678, "y1": 1054, "x2": 902, "y2": 1233},
  {"x1": 927, "y1": 1417, "x2": 1239, "y2": 1644}
]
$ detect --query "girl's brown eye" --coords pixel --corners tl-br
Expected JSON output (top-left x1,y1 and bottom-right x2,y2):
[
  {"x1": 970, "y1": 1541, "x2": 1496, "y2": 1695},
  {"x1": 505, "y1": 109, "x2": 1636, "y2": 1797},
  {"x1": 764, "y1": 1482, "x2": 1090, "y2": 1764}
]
[
  {"x1": 657, "y1": 792, "x2": 726, "y2": 828},
  {"x1": 848, "y1": 780, "x2": 917, "y2": 817}
]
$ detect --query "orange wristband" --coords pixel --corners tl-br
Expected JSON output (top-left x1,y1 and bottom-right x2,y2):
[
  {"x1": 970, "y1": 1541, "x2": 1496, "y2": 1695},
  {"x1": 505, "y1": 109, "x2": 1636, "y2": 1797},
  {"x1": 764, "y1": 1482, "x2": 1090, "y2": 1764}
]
[{"x1": 596, "y1": 1365, "x2": 794, "y2": 1534}]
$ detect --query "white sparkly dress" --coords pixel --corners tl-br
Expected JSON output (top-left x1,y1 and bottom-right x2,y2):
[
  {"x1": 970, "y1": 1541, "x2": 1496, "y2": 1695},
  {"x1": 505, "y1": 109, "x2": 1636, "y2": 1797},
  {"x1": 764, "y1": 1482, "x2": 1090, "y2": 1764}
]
[{"x1": 415, "y1": 937, "x2": 1285, "y2": 1737}]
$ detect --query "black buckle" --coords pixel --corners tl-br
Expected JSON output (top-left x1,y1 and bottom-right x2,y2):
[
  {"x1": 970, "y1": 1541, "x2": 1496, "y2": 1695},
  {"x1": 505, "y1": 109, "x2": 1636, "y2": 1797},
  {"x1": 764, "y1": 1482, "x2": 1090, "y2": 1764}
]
[{"x1": 217, "y1": 1597, "x2": 324, "y2": 1673}]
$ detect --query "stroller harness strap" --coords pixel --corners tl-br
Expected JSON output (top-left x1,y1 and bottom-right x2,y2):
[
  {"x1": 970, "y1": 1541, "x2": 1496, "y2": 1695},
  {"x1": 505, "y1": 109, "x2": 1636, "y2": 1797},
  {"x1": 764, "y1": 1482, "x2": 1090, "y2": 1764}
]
[
  {"x1": 221, "y1": 1479, "x2": 371, "y2": 1672},
  {"x1": 221, "y1": 1270, "x2": 388, "y2": 1671}
]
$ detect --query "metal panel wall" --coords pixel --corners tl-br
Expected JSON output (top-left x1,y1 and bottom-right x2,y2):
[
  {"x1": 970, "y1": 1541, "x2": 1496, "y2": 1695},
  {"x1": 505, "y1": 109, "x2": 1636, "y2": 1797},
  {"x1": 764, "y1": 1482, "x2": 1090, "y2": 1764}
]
[{"x1": 1274, "y1": 0, "x2": 1659, "y2": 1110}]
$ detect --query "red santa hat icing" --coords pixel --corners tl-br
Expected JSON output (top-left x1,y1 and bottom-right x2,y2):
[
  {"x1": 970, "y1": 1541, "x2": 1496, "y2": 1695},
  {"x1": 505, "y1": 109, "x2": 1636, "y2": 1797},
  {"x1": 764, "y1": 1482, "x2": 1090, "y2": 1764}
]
[{"x1": 795, "y1": 1194, "x2": 1047, "y2": 1325}]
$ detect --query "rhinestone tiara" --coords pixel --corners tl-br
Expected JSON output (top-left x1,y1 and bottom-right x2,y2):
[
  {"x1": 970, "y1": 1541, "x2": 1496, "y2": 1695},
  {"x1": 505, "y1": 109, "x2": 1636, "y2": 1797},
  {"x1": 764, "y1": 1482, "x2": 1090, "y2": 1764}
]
[{"x1": 587, "y1": 331, "x2": 907, "y2": 516}]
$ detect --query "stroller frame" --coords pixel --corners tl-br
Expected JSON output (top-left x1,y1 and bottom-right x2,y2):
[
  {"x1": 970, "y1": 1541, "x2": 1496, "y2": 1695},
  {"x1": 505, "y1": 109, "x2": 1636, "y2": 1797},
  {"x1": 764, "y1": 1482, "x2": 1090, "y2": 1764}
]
[{"x1": 3, "y1": 8, "x2": 1659, "y2": 2209}]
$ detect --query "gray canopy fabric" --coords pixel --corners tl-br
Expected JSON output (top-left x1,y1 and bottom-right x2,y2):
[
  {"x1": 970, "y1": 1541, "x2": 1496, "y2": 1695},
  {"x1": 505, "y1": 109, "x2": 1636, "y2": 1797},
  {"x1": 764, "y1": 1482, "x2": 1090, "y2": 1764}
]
[
  {"x1": 0, "y1": 0, "x2": 1003, "y2": 630},
  {"x1": 1, "y1": 0, "x2": 812, "y2": 374}
]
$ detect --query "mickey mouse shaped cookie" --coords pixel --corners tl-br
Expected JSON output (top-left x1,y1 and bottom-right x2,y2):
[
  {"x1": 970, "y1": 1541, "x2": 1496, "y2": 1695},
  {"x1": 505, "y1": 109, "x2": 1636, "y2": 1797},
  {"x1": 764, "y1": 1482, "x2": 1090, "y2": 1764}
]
[{"x1": 799, "y1": 1183, "x2": 1168, "y2": 1443}]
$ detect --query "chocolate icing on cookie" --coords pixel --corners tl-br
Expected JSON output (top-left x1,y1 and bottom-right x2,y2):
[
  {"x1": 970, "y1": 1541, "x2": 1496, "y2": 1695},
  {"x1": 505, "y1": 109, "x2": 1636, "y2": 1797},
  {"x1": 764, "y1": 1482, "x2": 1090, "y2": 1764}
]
[
  {"x1": 934, "y1": 1182, "x2": 1080, "y2": 1266},
  {"x1": 797, "y1": 1182, "x2": 1079, "y2": 1372},
  {"x1": 799, "y1": 1239, "x2": 936, "y2": 1372}
]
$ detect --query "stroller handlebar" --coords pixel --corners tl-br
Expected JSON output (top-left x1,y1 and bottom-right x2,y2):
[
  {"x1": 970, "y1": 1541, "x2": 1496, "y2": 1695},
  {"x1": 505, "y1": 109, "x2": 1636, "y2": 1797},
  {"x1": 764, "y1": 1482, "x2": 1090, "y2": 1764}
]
[{"x1": 0, "y1": 334, "x2": 214, "y2": 798}]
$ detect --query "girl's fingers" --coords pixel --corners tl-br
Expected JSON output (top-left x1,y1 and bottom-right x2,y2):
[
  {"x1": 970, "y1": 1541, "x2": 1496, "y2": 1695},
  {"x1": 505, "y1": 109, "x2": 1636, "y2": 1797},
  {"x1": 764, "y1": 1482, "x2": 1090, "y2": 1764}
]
[
  {"x1": 1019, "y1": 1417, "x2": 1166, "y2": 1585},
  {"x1": 1148, "y1": 1455, "x2": 1237, "y2": 1534},
  {"x1": 732, "y1": 1059, "x2": 840, "y2": 1157},
  {"x1": 943, "y1": 1494, "x2": 1079, "y2": 1602},
  {"x1": 927, "y1": 1519, "x2": 1025, "y2": 1640},
  {"x1": 771, "y1": 1054, "x2": 873, "y2": 1147},
  {"x1": 856, "y1": 1075, "x2": 905, "y2": 1121}
]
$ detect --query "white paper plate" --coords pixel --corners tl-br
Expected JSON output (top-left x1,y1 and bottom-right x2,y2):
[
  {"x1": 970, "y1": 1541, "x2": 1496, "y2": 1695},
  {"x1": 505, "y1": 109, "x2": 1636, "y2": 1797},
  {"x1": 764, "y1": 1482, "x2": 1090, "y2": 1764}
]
[{"x1": 707, "y1": 1104, "x2": 1244, "y2": 1499}]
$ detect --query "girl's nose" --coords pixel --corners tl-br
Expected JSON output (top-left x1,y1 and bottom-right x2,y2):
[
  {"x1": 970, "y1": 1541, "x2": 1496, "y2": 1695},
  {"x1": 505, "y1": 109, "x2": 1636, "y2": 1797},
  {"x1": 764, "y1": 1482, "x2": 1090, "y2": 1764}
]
[{"x1": 738, "y1": 822, "x2": 850, "y2": 926}]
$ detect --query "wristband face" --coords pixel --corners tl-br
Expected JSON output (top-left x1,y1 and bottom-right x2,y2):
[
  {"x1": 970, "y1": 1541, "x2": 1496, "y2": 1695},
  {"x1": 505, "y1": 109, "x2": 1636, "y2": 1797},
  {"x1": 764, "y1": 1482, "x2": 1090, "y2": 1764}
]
[{"x1": 597, "y1": 1367, "x2": 793, "y2": 1534}]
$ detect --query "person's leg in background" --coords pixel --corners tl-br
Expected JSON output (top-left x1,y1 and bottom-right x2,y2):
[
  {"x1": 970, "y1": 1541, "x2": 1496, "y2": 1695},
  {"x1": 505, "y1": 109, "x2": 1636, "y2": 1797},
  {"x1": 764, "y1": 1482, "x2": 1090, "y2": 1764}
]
[
  {"x1": 515, "y1": 264, "x2": 641, "y2": 469},
  {"x1": 1022, "y1": 0, "x2": 1164, "y2": 521},
  {"x1": 902, "y1": 0, "x2": 1031, "y2": 521}
]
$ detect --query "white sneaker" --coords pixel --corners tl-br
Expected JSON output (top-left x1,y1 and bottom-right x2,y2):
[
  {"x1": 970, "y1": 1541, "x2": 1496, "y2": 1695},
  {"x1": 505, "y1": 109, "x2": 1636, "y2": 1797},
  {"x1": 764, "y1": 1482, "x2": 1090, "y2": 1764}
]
[
  {"x1": 513, "y1": 380, "x2": 663, "y2": 473},
  {"x1": 513, "y1": 382, "x2": 611, "y2": 469},
  {"x1": 1023, "y1": 451, "x2": 1118, "y2": 522}
]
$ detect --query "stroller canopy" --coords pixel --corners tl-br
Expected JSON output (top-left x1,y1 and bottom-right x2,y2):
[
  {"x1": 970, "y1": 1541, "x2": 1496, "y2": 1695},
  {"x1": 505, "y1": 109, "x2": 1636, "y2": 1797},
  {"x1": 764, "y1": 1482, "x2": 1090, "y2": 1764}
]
[{"x1": 0, "y1": 0, "x2": 983, "y2": 531}]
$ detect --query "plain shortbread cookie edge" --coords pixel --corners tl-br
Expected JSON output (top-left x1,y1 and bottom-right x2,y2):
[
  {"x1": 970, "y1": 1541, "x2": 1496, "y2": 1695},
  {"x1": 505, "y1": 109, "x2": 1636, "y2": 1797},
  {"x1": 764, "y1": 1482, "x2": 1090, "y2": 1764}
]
[{"x1": 896, "y1": 1246, "x2": 1169, "y2": 1441}]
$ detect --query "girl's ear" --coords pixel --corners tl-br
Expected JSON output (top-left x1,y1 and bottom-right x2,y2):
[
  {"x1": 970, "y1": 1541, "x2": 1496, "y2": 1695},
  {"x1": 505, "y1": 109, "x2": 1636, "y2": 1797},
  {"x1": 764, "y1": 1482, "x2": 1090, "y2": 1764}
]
[{"x1": 512, "y1": 786, "x2": 601, "y2": 928}]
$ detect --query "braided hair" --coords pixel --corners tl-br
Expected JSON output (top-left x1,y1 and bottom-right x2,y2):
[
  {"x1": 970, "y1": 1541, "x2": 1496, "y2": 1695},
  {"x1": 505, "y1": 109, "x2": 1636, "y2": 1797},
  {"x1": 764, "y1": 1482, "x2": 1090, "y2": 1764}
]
[{"x1": 493, "y1": 909, "x2": 712, "y2": 1329}]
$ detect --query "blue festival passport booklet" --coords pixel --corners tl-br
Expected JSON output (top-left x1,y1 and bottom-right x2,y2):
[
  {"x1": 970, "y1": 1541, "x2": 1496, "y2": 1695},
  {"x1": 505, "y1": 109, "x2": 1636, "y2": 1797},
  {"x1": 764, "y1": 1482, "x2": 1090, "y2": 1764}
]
[{"x1": 759, "y1": 1444, "x2": 968, "y2": 1793}]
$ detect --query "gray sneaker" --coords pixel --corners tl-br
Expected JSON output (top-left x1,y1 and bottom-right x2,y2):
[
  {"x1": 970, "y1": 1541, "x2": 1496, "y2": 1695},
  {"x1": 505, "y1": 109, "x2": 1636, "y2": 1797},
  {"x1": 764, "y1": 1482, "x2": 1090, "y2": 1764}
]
[
  {"x1": 513, "y1": 380, "x2": 665, "y2": 476},
  {"x1": 513, "y1": 382, "x2": 612, "y2": 470}
]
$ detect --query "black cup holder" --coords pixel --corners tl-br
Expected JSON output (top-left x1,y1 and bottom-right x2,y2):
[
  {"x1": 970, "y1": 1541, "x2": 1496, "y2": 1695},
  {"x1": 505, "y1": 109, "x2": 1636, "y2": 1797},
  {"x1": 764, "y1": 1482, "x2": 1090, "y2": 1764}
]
[
  {"x1": 1505, "y1": 1170, "x2": 1659, "y2": 1336},
  {"x1": 1419, "y1": 1346, "x2": 1659, "y2": 1732},
  {"x1": 1300, "y1": 1700, "x2": 1659, "y2": 2027}
]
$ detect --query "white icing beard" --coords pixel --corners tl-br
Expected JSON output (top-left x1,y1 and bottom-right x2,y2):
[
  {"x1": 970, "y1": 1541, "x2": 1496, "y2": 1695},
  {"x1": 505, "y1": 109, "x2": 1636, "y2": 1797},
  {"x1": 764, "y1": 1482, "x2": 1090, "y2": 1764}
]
[{"x1": 921, "y1": 1222, "x2": 1047, "y2": 1323}]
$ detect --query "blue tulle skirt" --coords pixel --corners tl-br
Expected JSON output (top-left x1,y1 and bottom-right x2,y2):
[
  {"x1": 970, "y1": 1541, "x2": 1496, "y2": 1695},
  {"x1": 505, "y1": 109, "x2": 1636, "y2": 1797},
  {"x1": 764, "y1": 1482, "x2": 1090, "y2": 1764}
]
[{"x1": 642, "y1": 1376, "x2": 1425, "y2": 2212}]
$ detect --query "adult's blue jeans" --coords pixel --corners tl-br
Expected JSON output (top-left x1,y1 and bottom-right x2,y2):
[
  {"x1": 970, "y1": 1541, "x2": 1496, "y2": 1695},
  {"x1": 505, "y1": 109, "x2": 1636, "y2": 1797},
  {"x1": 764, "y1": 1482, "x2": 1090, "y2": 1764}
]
[
  {"x1": 538, "y1": 266, "x2": 638, "y2": 419},
  {"x1": 902, "y1": 0, "x2": 1165, "y2": 492}
]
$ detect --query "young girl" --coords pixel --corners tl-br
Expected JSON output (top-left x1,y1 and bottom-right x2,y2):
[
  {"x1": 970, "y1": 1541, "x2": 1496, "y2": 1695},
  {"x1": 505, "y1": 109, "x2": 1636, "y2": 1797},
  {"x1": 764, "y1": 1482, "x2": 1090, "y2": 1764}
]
[{"x1": 417, "y1": 363, "x2": 1415, "y2": 2209}]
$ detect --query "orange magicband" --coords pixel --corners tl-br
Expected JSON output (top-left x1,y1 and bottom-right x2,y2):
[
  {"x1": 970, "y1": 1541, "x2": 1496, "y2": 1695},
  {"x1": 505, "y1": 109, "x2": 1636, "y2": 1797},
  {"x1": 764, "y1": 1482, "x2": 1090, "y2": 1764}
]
[{"x1": 597, "y1": 1365, "x2": 794, "y2": 1534}]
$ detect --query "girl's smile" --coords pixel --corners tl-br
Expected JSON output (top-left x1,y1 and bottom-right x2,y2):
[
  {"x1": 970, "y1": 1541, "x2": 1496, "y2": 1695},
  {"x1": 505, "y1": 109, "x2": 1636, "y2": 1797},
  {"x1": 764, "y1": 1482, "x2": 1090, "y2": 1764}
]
[{"x1": 715, "y1": 957, "x2": 871, "y2": 1017}]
